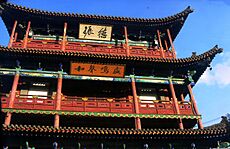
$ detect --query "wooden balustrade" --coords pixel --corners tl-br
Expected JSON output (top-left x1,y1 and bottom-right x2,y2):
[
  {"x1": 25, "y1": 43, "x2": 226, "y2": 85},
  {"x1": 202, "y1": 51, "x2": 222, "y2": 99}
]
[
  {"x1": 1, "y1": 94, "x2": 195, "y2": 115},
  {"x1": 10, "y1": 40, "x2": 174, "y2": 58}
]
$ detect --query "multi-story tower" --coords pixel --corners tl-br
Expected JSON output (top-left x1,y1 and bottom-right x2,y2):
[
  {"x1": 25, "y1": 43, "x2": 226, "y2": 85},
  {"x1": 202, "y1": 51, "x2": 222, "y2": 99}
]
[{"x1": 0, "y1": 2, "x2": 228, "y2": 148}]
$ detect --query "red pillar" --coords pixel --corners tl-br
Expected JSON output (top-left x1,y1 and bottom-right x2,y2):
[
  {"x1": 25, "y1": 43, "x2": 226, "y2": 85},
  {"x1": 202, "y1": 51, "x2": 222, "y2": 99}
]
[
  {"x1": 131, "y1": 77, "x2": 141, "y2": 129},
  {"x1": 54, "y1": 73, "x2": 63, "y2": 128},
  {"x1": 169, "y1": 79, "x2": 184, "y2": 129},
  {"x1": 61, "y1": 22, "x2": 67, "y2": 51},
  {"x1": 187, "y1": 84, "x2": 204, "y2": 129},
  {"x1": 8, "y1": 20, "x2": 18, "y2": 48},
  {"x1": 23, "y1": 21, "x2": 31, "y2": 48},
  {"x1": 124, "y1": 26, "x2": 130, "y2": 56},
  {"x1": 167, "y1": 29, "x2": 176, "y2": 58},
  {"x1": 180, "y1": 93, "x2": 185, "y2": 102},
  {"x1": 14, "y1": 32, "x2": 18, "y2": 42},
  {"x1": 157, "y1": 30, "x2": 165, "y2": 58},
  {"x1": 164, "y1": 40, "x2": 169, "y2": 51},
  {"x1": 4, "y1": 72, "x2": 20, "y2": 126}
]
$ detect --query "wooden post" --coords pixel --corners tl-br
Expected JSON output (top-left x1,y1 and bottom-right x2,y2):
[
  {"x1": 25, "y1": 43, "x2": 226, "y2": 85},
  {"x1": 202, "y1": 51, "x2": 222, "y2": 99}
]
[
  {"x1": 124, "y1": 26, "x2": 130, "y2": 56},
  {"x1": 180, "y1": 93, "x2": 185, "y2": 102},
  {"x1": 164, "y1": 40, "x2": 169, "y2": 51},
  {"x1": 23, "y1": 21, "x2": 31, "y2": 48},
  {"x1": 8, "y1": 20, "x2": 18, "y2": 48},
  {"x1": 131, "y1": 76, "x2": 141, "y2": 129},
  {"x1": 4, "y1": 72, "x2": 20, "y2": 126},
  {"x1": 157, "y1": 30, "x2": 165, "y2": 58},
  {"x1": 167, "y1": 29, "x2": 176, "y2": 58},
  {"x1": 54, "y1": 73, "x2": 63, "y2": 128},
  {"x1": 187, "y1": 84, "x2": 204, "y2": 129},
  {"x1": 61, "y1": 22, "x2": 67, "y2": 51},
  {"x1": 14, "y1": 32, "x2": 18, "y2": 42},
  {"x1": 169, "y1": 79, "x2": 184, "y2": 129}
]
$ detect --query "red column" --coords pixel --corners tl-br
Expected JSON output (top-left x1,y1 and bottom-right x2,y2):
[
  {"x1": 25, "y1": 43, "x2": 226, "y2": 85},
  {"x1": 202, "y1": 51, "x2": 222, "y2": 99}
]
[
  {"x1": 187, "y1": 84, "x2": 204, "y2": 129},
  {"x1": 180, "y1": 93, "x2": 185, "y2": 102},
  {"x1": 167, "y1": 29, "x2": 176, "y2": 58},
  {"x1": 169, "y1": 79, "x2": 184, "y2": 129},
  {"x1": 4, "y1": 72, "x2": 20, "y2": 126},
  {"x1": 54, "y1": 73, "x2": 63, "y2": 128},
  {"x1": 164, "y1": 40, "x2": 169, "y2": 51},
  {"x1": 61, "y1": 22, "x2": 67, "y2": 51},
  {"x1": 23, "y1": 21, "x2": 31, "y2": 48},
  {"x1": 14, "y1": 32, "x2": 18, "y2": 42},
  {"x1": 124, "y1": 26, "x2": 130, "y2": 56},
  {"x1": 157, "y1": 30, "x2": 165, "y2": 58},
  {"x1": 131, "y1": 77, "x2": 141, "y2": 129},
  {"x1": 8, "y1": 20, "x2": 18, "y2": 48}
]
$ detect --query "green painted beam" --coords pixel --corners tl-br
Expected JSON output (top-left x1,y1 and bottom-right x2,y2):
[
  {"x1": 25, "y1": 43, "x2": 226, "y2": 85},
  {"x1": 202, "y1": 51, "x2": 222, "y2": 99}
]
[
  {"x1": 2, "y1": 108, "x2": 201, "y2": 119},
  {"x1": 0, "y1": 68, "x2": 184, "y2": 84}
]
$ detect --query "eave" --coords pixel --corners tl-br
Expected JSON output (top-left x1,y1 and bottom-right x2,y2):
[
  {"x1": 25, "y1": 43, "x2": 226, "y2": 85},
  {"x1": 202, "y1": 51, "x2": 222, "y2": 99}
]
[{"x1": 2, "y1": 124, "x2": 229, "y2": 139}]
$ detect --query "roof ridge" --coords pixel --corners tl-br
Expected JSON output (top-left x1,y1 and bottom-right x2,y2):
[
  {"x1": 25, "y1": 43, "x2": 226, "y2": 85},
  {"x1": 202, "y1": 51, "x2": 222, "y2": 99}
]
[{"x1": 1, "y1": 2, "x2": 193, "y2": 22}]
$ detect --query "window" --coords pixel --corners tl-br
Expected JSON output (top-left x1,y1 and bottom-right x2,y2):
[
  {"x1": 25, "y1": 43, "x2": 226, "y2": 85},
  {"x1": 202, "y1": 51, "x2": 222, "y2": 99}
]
[
  {"x1": 28, "y1": 90, "x2": 48, "y2": 99},
  {"x1": 139, "y1": 96, "x2": 157, "y2": 103}
]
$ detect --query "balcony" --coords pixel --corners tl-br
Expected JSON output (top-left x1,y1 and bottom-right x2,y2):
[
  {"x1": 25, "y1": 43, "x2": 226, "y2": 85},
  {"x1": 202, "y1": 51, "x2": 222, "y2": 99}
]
[
  {"x1": 11, "y1": 39, "x2": 174, "y2": 58},
  {"x1": 1, "y1": 94, "x2": 194, "y2": 115}
]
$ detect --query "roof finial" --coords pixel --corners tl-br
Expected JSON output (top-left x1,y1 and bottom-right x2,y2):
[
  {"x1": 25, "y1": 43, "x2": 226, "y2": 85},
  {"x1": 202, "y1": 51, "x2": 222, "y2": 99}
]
[{"x1": 186, "y1": 6, "x2": 194, "y2": 13}]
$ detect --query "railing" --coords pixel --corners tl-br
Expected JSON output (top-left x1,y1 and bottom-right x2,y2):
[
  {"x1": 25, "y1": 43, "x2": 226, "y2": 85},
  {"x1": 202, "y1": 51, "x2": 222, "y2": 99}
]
[
  {"x1": 1, "y1": 94, "x2": 194, "y2": 115},
  {"x1": 11, "y1": 40, "x2": 174, "y2": 58},
  {"x1": 178, "y1": 101, "x2": 194, "y2": 115}
]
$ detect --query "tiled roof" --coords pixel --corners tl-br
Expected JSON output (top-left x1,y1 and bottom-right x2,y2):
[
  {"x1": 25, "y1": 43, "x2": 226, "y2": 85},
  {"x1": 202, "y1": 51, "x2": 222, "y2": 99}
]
[
  {"x1": 0, "y1": 2, "x2": 193, "y2": 23},
  {"x1": 2, "y1": 124, "x2": 229, "y2": 139}
]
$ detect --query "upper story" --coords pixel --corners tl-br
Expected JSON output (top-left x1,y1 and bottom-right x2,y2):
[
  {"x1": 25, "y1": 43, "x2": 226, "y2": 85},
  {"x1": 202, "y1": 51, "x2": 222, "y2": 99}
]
[{"x1": 0, "y1": 2, "x2": 194, "y2": 58}]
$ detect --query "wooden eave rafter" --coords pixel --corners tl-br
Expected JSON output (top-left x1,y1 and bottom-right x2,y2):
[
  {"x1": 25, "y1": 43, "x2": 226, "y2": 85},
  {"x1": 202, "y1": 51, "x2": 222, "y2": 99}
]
[{"x1": 2, "y1": 124, "x2": 229, "y2": 138}]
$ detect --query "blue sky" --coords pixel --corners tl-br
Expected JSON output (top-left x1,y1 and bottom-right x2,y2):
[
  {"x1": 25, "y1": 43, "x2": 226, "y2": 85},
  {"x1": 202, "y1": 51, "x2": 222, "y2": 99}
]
[{"x1": 0, "y1": 0, "x2": 229, "y2": 126}]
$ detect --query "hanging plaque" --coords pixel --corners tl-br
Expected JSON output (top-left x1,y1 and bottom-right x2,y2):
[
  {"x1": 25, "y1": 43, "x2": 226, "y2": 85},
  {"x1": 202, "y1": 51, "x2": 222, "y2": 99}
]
[
  {"x1": 70, "y1": 62, "x2": 125, "y2": 78},
  {"x1": 79, "y1": 24, "x2": 112, "y2": 41}
]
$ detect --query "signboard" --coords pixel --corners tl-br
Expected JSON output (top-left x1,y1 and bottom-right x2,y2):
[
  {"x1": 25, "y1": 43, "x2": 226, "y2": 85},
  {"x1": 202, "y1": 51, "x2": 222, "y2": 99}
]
[
  {"x1": 79, "y1": 24, "x2": 112, "y2": 41},
  {"x1": 70, "y1": 62, "x2": 125, "y2": 78}
]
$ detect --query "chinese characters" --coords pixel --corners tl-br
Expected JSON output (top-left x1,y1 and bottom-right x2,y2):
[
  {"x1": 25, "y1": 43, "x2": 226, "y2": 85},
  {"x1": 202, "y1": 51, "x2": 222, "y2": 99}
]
[
  {"x1": 71, "y1": 63, "x2": 124, "y2": 77},
  {"x1": 98, "y1": 27, "x2": 107, "y2": 38},
  {"x1": 79, "y1": 24, "x2": 112, "y2": 41},
  {"x1": 83, "y1": 26, "x2": 94, "y2": 38}
]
